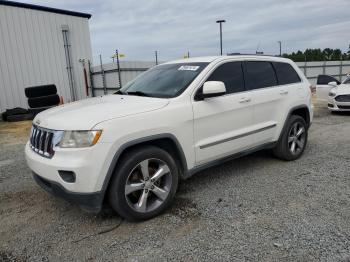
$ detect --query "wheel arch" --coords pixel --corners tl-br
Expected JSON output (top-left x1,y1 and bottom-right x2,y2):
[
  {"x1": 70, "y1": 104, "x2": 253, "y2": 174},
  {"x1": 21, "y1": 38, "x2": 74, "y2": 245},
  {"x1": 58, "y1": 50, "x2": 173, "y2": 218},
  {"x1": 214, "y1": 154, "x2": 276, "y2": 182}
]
[
  {"x1": 278, "y1": 104, "x2": 311, "y2": 142},
  {"x1": 290, "y1": 106, "x2": 311, "y2": 128},
  {"x1": 101, "y1": 134, "x2": 188, "y2": 198}
]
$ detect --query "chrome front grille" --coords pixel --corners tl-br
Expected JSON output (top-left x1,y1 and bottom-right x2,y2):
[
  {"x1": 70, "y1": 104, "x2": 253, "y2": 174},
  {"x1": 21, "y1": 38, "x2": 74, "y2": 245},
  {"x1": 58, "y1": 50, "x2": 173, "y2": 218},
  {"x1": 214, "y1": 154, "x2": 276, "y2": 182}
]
[{"x1": 30, "y1": 125, "x2": 55, "y2": 158}]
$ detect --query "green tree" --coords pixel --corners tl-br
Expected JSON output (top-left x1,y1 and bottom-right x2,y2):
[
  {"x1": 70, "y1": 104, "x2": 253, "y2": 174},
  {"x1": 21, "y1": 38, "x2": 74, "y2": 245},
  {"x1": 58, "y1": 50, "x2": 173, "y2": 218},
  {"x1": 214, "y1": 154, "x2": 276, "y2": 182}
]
[
  {"x1": 333, "y1": 49, "x2": 342, "y2": 60},
  {"x1": 283, "y1": 48, "x2": 349, "y2": 62},
  {"x1": 322, "y1": 48, "x2": 333, "y2": 60}
]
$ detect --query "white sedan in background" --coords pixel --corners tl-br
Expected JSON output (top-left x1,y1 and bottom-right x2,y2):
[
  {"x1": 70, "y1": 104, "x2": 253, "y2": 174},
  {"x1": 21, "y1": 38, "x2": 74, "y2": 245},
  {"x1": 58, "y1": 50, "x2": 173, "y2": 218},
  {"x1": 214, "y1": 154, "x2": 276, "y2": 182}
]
[
  {"x1": 316, "y1": 74, "x2": 350, "y2": 111},
  {"x1": 328, "y1": 76, "x2": 350, "y2": 111}
]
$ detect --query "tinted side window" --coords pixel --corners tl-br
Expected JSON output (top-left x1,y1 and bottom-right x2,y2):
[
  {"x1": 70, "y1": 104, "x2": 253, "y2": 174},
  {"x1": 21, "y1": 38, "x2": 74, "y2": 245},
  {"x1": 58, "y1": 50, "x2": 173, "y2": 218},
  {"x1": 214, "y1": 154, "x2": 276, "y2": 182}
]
[
  {"x1": 273, "y1": 62, "x2": 301, "y2": 85},
  {"x1": 207, "y1": 62, "x2": 245, "y2": 94},
  {"x1": 317, "y1": 74, "x2": 340, "y2": 85},
  {"x1": 244, "y1": 61, "x2": 277, "y2": 90}
]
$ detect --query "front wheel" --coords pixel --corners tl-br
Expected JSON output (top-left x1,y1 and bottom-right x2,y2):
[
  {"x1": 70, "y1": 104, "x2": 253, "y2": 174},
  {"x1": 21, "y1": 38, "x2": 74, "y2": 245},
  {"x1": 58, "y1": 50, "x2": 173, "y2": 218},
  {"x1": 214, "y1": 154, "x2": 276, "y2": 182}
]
[
  {"x1": 273, "y1": 115, "x2": 308, "y2": 161},
  {"x1": 108, "y1": 146, "x2": 179, "y2": 221}
]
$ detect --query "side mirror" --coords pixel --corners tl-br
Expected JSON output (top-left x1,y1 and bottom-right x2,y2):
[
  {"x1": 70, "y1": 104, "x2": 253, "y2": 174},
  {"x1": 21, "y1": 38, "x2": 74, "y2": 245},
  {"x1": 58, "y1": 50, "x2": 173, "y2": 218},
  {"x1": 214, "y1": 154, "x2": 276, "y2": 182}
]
[
  {"x1": 328, "y1": 81, "x2": 338, "y2": 87},
  {"x1": 198, "y1": 81, "x2": 226, "y2": 100}
]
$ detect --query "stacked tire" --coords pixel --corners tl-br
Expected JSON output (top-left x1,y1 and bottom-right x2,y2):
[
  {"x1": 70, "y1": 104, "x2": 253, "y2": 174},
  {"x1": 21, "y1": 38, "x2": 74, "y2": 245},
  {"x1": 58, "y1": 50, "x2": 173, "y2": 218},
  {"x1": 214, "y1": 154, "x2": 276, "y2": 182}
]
[
  {"x1": 1, "y1": 107, "x2": 34, "y2": 122},
  {"x1": 25, "y1": 85, "x2": 60, "y2": 116}
]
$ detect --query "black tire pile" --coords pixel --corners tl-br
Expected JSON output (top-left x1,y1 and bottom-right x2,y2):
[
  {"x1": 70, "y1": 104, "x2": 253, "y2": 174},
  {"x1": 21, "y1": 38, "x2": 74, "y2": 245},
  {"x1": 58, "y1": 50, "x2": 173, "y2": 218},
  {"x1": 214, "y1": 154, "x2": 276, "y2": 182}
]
[
  {"x1": 1, "y1": 107, "x2": 34, "y2": 122},
  {"x1": 25, "y1": 84, "x2": 60, "y2": 115},
  {"x1": 1, "y1": 85, "x2": 60, "y2": 122}
]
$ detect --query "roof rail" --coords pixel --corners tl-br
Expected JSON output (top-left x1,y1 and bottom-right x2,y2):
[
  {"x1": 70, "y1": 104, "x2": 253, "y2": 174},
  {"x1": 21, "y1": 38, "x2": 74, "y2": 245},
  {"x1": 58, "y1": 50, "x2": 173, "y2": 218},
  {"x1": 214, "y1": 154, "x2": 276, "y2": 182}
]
[{"x1": 227, "y1": 53, "x2": 279, "y2": 57}]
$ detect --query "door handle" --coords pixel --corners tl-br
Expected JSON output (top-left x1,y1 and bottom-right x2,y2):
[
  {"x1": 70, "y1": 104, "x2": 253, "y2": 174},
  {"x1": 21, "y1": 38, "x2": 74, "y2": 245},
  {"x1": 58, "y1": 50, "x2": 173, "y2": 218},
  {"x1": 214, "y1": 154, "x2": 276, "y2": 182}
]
[
  {"x1": 279, "y1": 90, "x2": 288, "y2": 95},
  {"x1": 239, "y1": 97, "x2": 251, "y2": 103}
]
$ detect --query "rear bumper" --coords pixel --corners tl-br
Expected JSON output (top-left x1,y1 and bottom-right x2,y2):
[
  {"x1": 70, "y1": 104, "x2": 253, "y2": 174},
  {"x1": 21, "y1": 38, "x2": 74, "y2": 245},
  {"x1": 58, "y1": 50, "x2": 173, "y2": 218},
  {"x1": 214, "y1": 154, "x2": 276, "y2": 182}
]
[{"x1": 33, "y1": 172, "x2": 103, "y2": 213}]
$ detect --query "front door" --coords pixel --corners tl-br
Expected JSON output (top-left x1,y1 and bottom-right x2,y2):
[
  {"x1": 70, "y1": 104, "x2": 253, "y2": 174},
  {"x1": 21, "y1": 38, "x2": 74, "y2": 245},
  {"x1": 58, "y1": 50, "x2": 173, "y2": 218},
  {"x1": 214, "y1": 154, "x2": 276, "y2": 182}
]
[
  {"x1": 316, "y1": 75, "x2": 340, "y2": 101},
  {"x1": 192, "y1": 61, "x2": 255, "y2": 165}
]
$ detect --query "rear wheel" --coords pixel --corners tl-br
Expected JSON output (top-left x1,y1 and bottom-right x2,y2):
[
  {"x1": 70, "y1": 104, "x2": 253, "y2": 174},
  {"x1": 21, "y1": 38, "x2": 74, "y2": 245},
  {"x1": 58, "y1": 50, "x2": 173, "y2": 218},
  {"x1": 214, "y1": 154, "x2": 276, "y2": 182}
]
[
  {"x1": 108, "y1": 146, "x2": 178, "y2": 221},
  {"x1": 273, "y1": 115, "x2": 308, "y2": 161}
]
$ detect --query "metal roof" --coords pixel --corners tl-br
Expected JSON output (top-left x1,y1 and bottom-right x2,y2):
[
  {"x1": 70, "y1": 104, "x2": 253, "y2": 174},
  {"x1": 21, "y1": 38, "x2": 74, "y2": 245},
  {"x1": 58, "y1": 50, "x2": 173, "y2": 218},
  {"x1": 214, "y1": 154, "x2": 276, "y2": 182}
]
[{"x1": 0, "y1": 0, "x2": 92, "y2": 19}]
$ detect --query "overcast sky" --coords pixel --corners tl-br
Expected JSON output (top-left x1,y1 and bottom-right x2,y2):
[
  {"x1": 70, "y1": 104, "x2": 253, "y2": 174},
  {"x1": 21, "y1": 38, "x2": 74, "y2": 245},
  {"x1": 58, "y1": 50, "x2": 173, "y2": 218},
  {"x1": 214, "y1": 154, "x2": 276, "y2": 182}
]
[{"x1": 29, "y1": 0, "x2": 350, "y2": 63}]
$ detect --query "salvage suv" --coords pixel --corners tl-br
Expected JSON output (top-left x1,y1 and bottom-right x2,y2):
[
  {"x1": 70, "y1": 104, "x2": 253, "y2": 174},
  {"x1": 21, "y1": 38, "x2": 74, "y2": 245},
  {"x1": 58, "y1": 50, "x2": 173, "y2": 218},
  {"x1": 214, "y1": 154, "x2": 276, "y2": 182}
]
[{"x1": 25, "y1": 55, "x2": 313, "y2": 221}]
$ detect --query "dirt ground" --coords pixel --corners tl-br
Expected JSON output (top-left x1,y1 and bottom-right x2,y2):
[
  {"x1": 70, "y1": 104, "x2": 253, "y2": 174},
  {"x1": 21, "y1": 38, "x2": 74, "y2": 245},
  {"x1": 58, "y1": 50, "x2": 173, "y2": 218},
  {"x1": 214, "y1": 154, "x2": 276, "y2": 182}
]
[{"x1": 1, "y1": 103, "x2": 350, "y2": 261}]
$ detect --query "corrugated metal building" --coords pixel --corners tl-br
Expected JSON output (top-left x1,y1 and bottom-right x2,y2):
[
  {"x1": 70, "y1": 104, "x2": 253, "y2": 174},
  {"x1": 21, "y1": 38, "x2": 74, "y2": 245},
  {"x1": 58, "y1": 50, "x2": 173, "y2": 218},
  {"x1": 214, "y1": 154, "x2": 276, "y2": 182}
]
[{"x1": 0, "y1": 1, "x2": 92, "y2": 113}]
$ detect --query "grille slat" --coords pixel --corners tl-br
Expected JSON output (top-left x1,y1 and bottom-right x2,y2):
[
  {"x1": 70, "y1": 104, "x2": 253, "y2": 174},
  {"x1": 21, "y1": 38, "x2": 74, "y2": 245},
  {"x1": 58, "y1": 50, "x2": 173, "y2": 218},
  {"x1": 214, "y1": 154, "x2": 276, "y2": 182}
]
[
  {"x1": 44, "y1": 132, "x2": 50, "y2": 154},
  {"x1": 30, "y1": 128, "x2": 34, "y2": 145},
  {"x1": 39, "y1": 131, "x2": 46, "y2": 153},
  {"x1": 35, "y1": 129, "x2": 41, "y2": 151},
  {"x1": 32, "y1": 128, "x2": 37, "y2": 146},
  {"x1": 30, "y1": 125, "x2": 55, "y2": 158}
]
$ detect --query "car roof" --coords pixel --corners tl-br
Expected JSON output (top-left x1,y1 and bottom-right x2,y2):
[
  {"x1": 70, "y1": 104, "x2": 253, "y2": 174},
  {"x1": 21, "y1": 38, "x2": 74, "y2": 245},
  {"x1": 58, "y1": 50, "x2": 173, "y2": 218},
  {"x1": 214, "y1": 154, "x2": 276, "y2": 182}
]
[{"x1": 164, "y1": 55, "x2": 293, "y2": 64}]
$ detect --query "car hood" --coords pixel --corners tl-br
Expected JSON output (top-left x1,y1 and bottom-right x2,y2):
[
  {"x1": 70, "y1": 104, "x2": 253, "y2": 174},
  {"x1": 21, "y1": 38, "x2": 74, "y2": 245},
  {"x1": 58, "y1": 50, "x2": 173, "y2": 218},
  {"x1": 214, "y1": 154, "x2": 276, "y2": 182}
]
[
  {"x1": 336, "y1": 84, "x2": 350, "y2": 95},
  {"x1": 34, "y1": 95, "x2": 169, "y2": 130}
]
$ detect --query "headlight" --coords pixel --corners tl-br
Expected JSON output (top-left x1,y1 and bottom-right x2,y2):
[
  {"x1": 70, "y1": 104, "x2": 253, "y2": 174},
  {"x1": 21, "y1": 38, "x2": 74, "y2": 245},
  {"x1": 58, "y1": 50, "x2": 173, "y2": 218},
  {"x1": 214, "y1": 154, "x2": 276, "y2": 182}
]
[
  {"x1": 328, "y1": 88, "x2": 337, "y2": 97},
  {"x1": 58, "y1": 130, "x2": 102, "y2": 148}
]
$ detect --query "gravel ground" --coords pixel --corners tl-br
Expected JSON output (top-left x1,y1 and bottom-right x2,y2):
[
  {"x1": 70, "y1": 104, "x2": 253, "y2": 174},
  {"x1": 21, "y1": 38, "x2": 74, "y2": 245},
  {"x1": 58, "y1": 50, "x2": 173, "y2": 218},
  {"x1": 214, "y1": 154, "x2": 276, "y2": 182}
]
[{"x1": 1, "y1": 105, "x2": 350, "y2": 262}]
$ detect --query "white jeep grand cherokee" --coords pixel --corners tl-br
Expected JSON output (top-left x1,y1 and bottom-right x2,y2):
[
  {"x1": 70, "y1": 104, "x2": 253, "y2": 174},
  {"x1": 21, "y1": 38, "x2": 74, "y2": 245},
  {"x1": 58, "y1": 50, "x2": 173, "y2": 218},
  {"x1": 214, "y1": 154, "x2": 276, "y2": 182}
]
[{"x1": 25, "y1": 55, "x2": 313, "y2": 221}]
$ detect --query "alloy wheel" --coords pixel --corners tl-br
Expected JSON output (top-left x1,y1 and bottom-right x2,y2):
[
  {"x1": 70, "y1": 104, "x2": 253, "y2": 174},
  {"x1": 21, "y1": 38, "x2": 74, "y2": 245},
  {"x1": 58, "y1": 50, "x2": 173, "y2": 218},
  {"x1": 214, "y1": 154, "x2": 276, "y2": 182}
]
[
  {"x1": 288, "y1": 122, "x2": 306, "y2": 155},
  {"x1": 124, "y1": 158, "x2": 172, "y2": 213}
]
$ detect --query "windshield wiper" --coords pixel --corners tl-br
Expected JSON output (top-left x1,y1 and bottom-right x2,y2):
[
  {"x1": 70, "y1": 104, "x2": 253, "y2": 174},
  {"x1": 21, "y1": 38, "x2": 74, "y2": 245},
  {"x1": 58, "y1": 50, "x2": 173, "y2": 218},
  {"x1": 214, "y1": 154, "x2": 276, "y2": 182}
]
[
  {"x1": 114, "y1": 90, "x2": 127, "y2": 95},
  {"x1": 126, "y1": 91, "x2": 151, "y2": 97}
]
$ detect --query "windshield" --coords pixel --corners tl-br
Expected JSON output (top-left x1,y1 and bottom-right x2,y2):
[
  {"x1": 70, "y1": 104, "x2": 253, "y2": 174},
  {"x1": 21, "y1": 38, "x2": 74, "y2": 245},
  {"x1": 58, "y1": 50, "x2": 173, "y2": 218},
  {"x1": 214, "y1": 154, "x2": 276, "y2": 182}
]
[
  {"x1": 343, "y1": 75, "x2": 350, "y2": 84},
  {"x1": 119, "y1": 62, "x2": 208, "y2": 98}
]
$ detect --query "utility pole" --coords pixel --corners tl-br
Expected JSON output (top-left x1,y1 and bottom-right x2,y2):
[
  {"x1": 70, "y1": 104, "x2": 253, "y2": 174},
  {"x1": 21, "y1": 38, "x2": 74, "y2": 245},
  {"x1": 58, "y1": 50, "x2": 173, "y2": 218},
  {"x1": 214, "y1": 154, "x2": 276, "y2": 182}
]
[
  {"x1": 116, "y1": 49, "x2": 122, "y2": 88},
  {"x1": 155, "y1": 50, "x2": 158, "y2": 65},
  {"x1": 277, "y1": 41, "x2": 282, "y2": 56},
  {"x1": 216, "y1": 20, "x2": 226, "y2": 55},
  {"x1": 99, "y1": 54, "x2": 107, "y2": 95}
]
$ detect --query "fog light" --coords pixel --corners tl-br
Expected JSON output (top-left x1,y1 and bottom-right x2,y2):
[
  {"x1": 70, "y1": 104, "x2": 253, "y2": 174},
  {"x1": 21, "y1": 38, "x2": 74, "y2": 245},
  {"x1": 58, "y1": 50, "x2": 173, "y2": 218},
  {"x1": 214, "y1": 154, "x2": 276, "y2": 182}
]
[{"x1": 58, "y1": 170, "x2": 76, "y2": 183}]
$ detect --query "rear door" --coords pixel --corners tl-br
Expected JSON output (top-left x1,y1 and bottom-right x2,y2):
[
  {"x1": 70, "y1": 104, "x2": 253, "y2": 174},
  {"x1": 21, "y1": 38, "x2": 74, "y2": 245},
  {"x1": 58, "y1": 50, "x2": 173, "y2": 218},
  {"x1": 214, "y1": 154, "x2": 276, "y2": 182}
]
[
  {"x1": 192, "y1": 61, "x2": 255, "y2": 164},
  {"x1": 316, "y1": 75, "x2": 340, "y2": 101},
  {"x1": 243, "y1": 61, "x2": 290, "y2": 144}
]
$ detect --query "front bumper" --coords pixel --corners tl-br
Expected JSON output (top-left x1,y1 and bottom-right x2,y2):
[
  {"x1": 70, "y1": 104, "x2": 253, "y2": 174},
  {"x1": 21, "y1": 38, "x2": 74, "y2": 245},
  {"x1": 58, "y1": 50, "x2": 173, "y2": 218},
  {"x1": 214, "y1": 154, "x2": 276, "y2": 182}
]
[
  {"x1": 25, "y1": 142, "x2": 113, "y2": 192},
  {"x1": 327, "y1": 98, "x2": 350, "y2": 111},
  {"x1": 33, "y1": 173, "x2": 103, "y2": 212},
  {"x1": 25, "y1": 141, "x2": 116, "y2": 211}
]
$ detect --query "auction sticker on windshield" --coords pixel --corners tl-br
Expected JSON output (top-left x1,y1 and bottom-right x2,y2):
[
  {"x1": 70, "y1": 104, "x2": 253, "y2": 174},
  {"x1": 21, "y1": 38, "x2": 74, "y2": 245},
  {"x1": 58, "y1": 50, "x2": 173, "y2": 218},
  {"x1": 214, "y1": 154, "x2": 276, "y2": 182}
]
[{"x1": 178, "y1": 65, "x2": 200, "y2": 71}]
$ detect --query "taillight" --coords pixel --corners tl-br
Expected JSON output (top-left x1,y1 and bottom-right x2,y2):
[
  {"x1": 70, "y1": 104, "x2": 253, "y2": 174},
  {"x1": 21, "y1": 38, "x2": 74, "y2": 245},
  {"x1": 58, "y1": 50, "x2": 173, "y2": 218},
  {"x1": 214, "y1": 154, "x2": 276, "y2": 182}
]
[{"x1": 309, "y1": 85, "x2": 316, "y2": 94}]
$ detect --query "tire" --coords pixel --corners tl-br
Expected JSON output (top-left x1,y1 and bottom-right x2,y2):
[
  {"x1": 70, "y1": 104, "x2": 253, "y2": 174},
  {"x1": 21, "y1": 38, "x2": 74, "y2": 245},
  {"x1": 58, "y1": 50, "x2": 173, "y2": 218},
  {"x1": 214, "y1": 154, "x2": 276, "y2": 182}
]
[
  {"x1": 2, "y1": 107, "x2": 31, "y2": 121},
  {"x1": 1, "y1": 112, "x2": 6, "y2": 121},
  {"x1": 5, "y1": 107, "x2": 28, "y2": 115},
  {"x1": 25, "y1": 85, "x2": 57, "y2": 98},
  {"x1": 273, "y1": 115, "x2": 308, "y2": 161},
  {"x1": 6, "y1": 113, "x2": 34, "y2": 122},
  {"x1": 28, "y1": 107, "x2": 52, "y2": 116},
  {"x1": 108, "y1": 146, "x2": 179, "y2": 221},
  {"x1": 28, "y1": 94, "x2": 60, "y2": 108}
]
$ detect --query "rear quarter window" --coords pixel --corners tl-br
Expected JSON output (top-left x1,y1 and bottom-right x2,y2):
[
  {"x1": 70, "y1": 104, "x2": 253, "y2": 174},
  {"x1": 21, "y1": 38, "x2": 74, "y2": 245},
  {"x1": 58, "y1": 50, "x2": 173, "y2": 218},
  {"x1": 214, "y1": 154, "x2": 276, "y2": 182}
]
[{"x1": 272, "y1": 62, "x2": 301, "y2": 85}]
